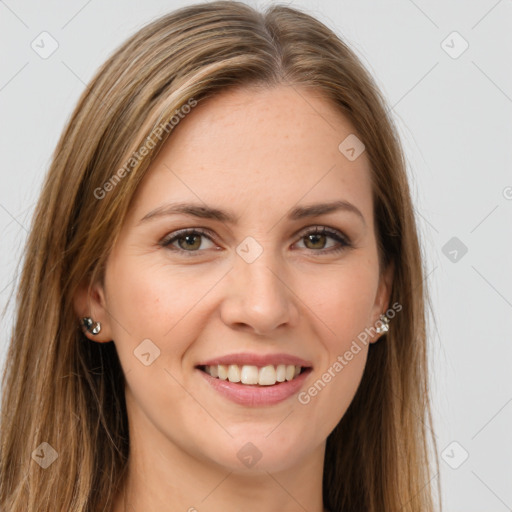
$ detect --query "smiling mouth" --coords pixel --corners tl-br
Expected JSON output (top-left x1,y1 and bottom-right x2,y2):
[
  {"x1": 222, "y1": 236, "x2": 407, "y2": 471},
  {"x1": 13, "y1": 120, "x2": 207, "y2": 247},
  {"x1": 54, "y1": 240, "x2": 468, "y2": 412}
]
[{"x1": 196, "y1": 364, "x2": 310, "y2": 386}]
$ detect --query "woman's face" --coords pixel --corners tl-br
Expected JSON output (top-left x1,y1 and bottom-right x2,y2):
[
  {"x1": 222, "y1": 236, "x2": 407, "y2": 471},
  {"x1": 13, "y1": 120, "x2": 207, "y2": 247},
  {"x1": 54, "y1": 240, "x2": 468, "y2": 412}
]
[{"x1": 80, "y1": 84, "x2": 392, "y2": 474}]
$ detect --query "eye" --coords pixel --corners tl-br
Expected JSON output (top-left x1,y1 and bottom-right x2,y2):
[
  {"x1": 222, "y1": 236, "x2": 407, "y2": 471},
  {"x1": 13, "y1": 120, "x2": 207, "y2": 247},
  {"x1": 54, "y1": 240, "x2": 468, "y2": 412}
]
[
  {"x1": 295, "y1": 226, "x2": 351, "y2": 254},
  {"x1": 160, "y1": 228, "x2": 217, "y2": 255},
  {"x1": 160, "y1": 226, "x2": 352, "y2": 256}
]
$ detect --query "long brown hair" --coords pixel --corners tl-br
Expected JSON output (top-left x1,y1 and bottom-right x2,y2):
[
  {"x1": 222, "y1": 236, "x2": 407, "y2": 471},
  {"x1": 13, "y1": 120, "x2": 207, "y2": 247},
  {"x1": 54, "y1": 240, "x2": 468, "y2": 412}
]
[{"x1": 0, "y1": 2, "x2": 441, "y2": 510}]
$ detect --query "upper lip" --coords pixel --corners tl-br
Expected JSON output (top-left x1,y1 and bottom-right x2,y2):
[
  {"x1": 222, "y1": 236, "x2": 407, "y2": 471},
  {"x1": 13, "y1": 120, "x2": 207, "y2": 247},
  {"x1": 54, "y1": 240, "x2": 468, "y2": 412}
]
[{"x1": 196, "y1": 352, "x2": 313, "y2": 368}]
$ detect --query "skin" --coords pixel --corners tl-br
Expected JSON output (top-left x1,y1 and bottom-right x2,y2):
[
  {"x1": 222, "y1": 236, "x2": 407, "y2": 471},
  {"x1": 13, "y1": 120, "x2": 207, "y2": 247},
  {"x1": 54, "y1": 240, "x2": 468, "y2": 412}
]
[{"x1": 74, "y1": 84, "x2": 393, "y2": 512}]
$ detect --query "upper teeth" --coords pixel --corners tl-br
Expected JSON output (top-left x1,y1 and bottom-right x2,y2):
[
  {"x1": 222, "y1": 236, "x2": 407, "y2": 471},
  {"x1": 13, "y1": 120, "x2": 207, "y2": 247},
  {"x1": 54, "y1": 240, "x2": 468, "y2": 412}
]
[{"x1": 204, "y1": 364, "x2": 301, "y2": 386}]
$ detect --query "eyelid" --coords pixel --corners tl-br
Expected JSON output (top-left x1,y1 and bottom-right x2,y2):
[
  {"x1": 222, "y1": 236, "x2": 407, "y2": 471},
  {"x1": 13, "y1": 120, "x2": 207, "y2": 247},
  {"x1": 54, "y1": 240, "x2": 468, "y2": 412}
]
[
  {"x1": 160, "y1": 225, "x2": 352, "y2": 255},
  {"x1": 160, "y1": 227, "x2": 218, "y2": 254},
  {"x1": 294, "y1": 226, "x2": 352, "y2": 253}
]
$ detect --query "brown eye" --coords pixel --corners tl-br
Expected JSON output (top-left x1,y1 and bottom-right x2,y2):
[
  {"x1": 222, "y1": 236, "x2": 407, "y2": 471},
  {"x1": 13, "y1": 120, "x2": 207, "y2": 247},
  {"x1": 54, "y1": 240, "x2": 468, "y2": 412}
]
[
  {"x1": 177, "y1": 233, "x2": 202, "y2": 250},
  {"x1": 303, "y1": 232, "x2": 328, "y2": 250},
  {"x1": 161, "y1": 228, "x2": 216, "y2": 254},
  {"x1": 297, "y1": 227, "x2": 351, "y2": 254},
  {"x1": 160, "y1": 226, "x2": 351, "y2": 257}
]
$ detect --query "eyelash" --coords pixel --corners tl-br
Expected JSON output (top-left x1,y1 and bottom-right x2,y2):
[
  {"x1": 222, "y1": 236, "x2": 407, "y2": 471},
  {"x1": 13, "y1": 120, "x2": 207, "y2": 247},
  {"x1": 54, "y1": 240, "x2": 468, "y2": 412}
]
[{"x1": 159, "y1": 226, "x2": 352, "y2": 257}]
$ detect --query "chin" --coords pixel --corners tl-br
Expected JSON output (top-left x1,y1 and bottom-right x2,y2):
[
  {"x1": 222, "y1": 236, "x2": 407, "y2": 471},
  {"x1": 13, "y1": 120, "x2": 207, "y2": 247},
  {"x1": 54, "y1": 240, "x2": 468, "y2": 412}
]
[{"x1": 200, "y1": 434, "x2": 311, "y2": 474}]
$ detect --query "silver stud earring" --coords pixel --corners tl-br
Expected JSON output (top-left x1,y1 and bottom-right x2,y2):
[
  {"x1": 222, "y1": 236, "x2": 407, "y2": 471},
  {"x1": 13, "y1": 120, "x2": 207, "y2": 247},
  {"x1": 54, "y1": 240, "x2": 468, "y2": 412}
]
[
  {"x1": 375, "y1": 314, "x2": 390, "y2": 334},
  {"x1": 82, "y1": 316, "x2": 101, "y2": 335}
]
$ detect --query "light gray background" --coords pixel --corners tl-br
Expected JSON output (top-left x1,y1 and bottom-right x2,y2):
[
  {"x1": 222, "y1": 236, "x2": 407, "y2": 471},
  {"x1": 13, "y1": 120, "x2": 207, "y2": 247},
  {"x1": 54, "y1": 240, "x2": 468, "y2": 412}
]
[{"x1": 1, "y1": 0, "x2": 511, "y2": 510}]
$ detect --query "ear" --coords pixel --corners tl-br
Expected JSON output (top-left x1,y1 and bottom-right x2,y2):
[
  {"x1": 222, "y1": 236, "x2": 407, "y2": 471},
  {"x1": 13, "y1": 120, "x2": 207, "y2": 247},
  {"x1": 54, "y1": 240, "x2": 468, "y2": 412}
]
[
  {"x1": 369, "y1": 260, "x2": 394, "y2": 344},
  {"x1": 73, "y1": 278, "x2": 113, "y2": 343}
]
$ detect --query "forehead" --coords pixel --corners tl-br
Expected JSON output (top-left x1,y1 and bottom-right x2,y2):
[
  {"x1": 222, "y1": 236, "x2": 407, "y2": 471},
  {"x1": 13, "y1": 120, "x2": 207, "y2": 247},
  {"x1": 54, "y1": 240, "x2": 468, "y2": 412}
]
[{"x1": 127, "y1": 85, "x2": 374, "y2": 229}]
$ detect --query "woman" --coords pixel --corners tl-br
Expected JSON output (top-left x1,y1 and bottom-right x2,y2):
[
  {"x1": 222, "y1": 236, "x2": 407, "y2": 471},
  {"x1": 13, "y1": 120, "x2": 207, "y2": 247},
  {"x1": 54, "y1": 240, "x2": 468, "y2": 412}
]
[{"x1": 0, "y1": 2, "x2": 441, "y2": 511}]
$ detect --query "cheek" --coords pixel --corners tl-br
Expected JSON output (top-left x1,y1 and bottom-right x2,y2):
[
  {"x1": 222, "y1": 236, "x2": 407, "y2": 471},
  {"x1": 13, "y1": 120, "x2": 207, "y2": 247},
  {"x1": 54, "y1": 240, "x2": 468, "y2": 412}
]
[
  {"x1": 288, "y1": 259, "x2": 377, "y2": 431},
  {"x1": 302, "y1": 261, "x2": 379, "y2": 346},
  {"x1": 106, "y1": 261, "x2": 172, "y2": 340},
  {"x1": 105, "y1": 257, "x2": 228, "y2": 364}
]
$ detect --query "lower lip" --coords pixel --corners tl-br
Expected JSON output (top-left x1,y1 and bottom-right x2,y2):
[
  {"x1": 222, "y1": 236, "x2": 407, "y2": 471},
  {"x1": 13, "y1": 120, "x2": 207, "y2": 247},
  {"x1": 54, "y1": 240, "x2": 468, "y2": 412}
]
[{"x1": 197, "y1": 368, "x2": 312, "y2": 407}]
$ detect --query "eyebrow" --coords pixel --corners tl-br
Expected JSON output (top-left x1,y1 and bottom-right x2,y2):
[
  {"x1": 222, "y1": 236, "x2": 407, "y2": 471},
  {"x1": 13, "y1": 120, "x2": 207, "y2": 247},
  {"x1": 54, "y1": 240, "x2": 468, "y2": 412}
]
[{"x1": 138, "y1": 200, "x2": 366, "y2": 226}]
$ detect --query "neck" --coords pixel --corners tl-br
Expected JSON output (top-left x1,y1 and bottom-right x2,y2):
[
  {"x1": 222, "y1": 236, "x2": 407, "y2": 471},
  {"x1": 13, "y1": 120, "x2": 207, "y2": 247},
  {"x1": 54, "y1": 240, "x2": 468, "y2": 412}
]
[{"x1": 113, "y1": 441, "x2": 327, "y2": 512}]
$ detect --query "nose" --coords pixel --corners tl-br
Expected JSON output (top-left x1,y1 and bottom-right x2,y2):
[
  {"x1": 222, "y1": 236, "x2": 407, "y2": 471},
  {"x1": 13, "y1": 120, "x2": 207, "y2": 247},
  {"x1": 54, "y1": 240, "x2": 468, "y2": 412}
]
[{"x1": 219, "y1": 249, "x2": 300, "y2": 336}]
